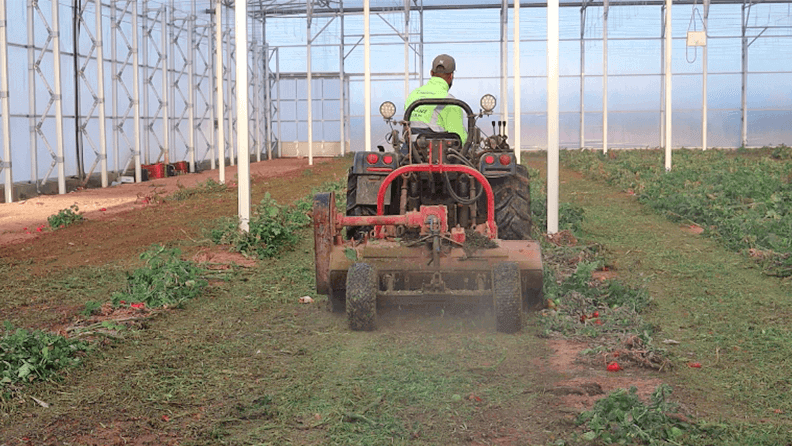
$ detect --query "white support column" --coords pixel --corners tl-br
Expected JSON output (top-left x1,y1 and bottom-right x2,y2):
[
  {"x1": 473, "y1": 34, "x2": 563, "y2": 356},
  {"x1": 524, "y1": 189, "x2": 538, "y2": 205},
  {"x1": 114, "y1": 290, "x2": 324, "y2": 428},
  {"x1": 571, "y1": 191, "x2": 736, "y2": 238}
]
[
  {"x1": 276, "y1": 48, "x2": 282, "y2": 156},
  {"x1": 500, "y1": 0, "x2": 508, "y2": 127},
  {"x1": 741, "y1": 0, "x2": 748, "y2": 148},
  {"x1": 235, "y1": 0, "x2": 251, "y2": 232},
  {"x1": 547, "y1": 0, "x2": 559, "y2": 234},
  {"x1": 419, "y1": 3, "x2": 424, "y2": 83},
  {"x1": 664, "y1": 0, "x2": 673, "y2": 171},
  {"x1": 404, "y1": 0, "x2": 409, "y2": 100},
  {"x1": 168, "y1": 0, "x2": 176, "y2": 164},
  {"x1": 307, "y1": 0, "x2": 313, "y2": 165},
  {"x1": 264, "y1": 44, "x2": 272, "y2": 160},
  {"x1": 659, "y1": 6, "x2": 665, "y2": 149},
  {"x1": 579, "y1": 3, "x2": 585, "y2": 149},
  {"x1": 188, "y1": 1, "x2": 196, "y2": 171},
  {"x1": 602, "y1": 0, "x2": 608, "y2": 154},
  {"x1": 111, "y1": 2, "x2": 118, "y2": 173},
  {"x1": 27, "y1": 0, "x2": 37, "y2": 188},
  {"x1": 339, "y1": 0, "x2": 345, "y2": 155},
  {"x1": 0, "y1": 0, "x2": 12, "y2": 202},
  {"x1": 161, "y1": 7, "x2": 170, "y2": 164},
  {"x1": 142, "y1": 0, "x2": 149, "y2": 164},
  {"x1": 208, "y1": 16, "x2": 216, "y2": 169},
  {"x1": 254, "y1": 35, "x2": 262, "y2": 163},
  {"x1": 702, "y1": 0, "x2": 709, "y2": 150},
  {"x1": 513, "y1": 0, "x2": 521, "y2": 163},
  {"x1": 215, "y1": 0, "x2": 225, "y2": 183},
  {"x1": 95, "y1": 0, "x2": 109, "y2": 187},
  {"x1": 226, "y1": 12, "x2": 234, "y2": 166},
  {"x1": 52, "y1": 0, "x2": 66, "y2": 194},
  {"x1": 364, "y1": 0, "x2": 371, "y2": 152},
  {"x1": 131, "y1": 0, "x2": 142, "y2": 182}
]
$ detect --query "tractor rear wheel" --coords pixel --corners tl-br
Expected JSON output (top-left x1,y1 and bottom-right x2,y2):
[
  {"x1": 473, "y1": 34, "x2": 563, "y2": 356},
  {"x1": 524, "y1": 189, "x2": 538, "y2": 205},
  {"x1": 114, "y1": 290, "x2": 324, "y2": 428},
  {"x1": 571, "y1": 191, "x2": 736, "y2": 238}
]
[
  {"x1": 494, "y1": 262, "x2": 523, "y2": 333},
  {"x1": 491, "y1": 164, "x2": 532, "y2": 240},
  {"x1": 346, "y1": 170, "x2": 376, "y2": 240},
  {"x1": 346, "y1": 263, "x2": 378, "y2": 331}
]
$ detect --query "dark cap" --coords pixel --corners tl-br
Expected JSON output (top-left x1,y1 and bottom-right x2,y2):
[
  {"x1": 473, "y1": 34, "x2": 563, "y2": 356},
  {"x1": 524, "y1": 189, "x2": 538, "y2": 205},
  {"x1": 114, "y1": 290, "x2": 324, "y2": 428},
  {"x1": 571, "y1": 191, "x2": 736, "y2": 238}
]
[{"x1": 431, "y1": 54, "x2": 456, "y2": 74}]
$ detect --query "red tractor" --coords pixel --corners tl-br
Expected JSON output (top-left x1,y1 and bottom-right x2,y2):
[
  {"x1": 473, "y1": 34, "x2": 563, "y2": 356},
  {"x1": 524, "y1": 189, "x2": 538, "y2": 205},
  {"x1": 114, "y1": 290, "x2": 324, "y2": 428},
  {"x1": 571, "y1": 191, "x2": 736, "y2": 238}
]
[{"x1": 313, "y1": 94, "x2": 542, "y2": 333}]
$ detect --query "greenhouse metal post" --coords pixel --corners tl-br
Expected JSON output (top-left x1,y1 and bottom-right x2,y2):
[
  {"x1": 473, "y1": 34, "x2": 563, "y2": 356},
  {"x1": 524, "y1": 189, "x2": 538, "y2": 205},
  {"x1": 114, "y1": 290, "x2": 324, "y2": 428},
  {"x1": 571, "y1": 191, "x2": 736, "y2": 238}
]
[
  {"x1": 27, "y1": 0, "x2": 37, "y2": 190},
  {"x1": 161, "y1": 7, "x2": 170, "y2": 165},
  {"x1": 111, "y1": 2, "x2": 119, "y2": 173},
  {"x1": 664, "y1": 0, "x2": 673, "y2": 170},
  {"x1": 514, "y1": 0, "x2": 521, "y2": 164},
  {"x1": 703, "y1": 0, "x2": 709, "y2": 150},
  {"x1": 548, "y1": 0, "x2": 559, "y2": 234},
  {"x1": 500, "y1": 0, "x2": 508, "y2": 128},
  {"x1": 131, "y1": 0, "x2": 142, "y2": 182},
  {"x1": 52, "y1": 0, "x2": 67, "y2": 194},
  {"x1": 189, "y1": 0, "x2": 196, "y2": 171},
  {"x1": 364, "y1": 0, "x2": 371, "y2": 152},
  {"x1": 215, "y1": 0, "x2": 225, "y2": 183},
  {"x1": 404, "y1": 0, "x2": 409, "y2": 99},
  {"x1": 579, "y1": 2, "x2": 585, "y2": 149},
  {"x1": 0, "y1": 0, "x2": 12, "y2": 202},
  {"x1": 603, "y1": 0, "x2": 609, "y2": 154},
  {"x1": 96, "y1": 0, "x2": 109, "y2": 188},
  {"x1": 307, "y1": 0, "x2": 313, "y2": 165},
  {"x1": 236, "y1": 0, "x2": 251, "y2": 232},
  {"x1": 339, "y1": 0, "x2": 345, "y2": 156}
]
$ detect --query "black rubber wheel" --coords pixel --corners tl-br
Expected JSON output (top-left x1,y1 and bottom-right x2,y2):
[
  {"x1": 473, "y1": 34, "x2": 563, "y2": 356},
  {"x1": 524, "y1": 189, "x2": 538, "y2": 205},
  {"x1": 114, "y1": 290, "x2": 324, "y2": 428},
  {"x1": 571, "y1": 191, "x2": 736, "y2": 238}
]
[
  {"x1": 346, "y1": 169, "x2": 376, "y2": 240},
  {"x1": 346, "y1": 263, "x2": 377, "y2": 331},
  {"x1": 490, "y1": 164, "x2": 533, "y2": 240},
  {"x1": 328, "y1": 283, "x2": 346, "y2": 313},
  {"x1": 494, "y1": 262, "x2": 523, "y2": 333}
]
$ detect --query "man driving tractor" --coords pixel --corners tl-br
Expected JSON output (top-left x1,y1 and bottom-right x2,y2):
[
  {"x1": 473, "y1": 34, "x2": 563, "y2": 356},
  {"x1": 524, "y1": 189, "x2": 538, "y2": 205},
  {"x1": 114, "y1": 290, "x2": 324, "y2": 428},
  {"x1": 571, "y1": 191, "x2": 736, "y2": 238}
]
[{"x1": 405, "y1": 54, "x2": 468, "y2": 145}]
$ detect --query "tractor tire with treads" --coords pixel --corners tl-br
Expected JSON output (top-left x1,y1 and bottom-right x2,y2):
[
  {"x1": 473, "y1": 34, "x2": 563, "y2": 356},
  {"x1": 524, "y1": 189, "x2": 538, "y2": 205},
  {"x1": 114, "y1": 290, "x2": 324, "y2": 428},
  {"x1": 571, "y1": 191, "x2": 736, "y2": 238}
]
[
  {"x1": 494, "y1": 262, "x2": 523, "y2": 333},
  {"x1": 346, "y1": 170, "x2": 376, "y2": 240},
  {"x1": 346, "y1": 263, "x2": 377, "y2": 331},
  {"x1": 491, "y1": 164, "x2": 532, "y2": 240}
]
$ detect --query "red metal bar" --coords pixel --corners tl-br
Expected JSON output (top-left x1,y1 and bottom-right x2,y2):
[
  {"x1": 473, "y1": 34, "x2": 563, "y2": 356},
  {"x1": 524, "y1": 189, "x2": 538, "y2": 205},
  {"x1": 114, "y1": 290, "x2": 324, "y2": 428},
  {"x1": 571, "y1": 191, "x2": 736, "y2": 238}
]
[{"x1": 375, "y1": 164, "x2": 497, "y2": 238}]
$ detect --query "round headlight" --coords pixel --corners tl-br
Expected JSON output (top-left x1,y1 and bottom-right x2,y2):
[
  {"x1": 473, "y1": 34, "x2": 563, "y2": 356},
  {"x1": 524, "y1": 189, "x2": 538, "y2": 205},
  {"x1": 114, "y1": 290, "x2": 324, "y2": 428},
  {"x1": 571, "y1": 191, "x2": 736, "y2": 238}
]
[
  {"x1": 379, "y1": 101, "x2": 396, "y2": 119},
  {"x1": 480, "y1": 94, "x2": 496, "y2": 112}
]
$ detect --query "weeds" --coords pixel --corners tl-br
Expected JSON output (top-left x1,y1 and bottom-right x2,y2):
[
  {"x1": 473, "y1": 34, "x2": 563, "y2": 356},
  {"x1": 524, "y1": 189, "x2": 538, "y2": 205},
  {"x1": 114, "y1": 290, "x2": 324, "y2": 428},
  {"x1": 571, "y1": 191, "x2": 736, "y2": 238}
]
[
  {"x1": 527, "y1": 167, "x2": 585, "y2": 236},
  {"x1": 47, "y1": 204, "x2": 84, "y2": 230},
  {"x1": 1, "y1": 321, "x2": 89, "y2": 399},
  {"x1": 561, "y1": 148, "x2": 792, "y2": 277},
  {"x1": 111, "y1": 244, "x2": 207, "y2": 308},
  {"x1": 208, "y1": 180, "x2": 346, "y2": 259},
  {"x1": 168, "y1": 178, "x2": 227, "y2": 201},
  {"x1": 209, "y1": 192, "x2": 308, "y2": 259},
  {"x1": 577, "y1": 384, "x2": 702, "y2": 445}
]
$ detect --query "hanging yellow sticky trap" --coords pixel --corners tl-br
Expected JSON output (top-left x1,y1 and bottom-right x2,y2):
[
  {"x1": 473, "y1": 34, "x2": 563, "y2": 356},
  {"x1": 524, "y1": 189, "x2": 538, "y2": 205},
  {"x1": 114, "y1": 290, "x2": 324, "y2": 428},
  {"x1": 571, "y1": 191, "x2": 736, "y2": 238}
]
[{"x1": 687, "y1": 31, "x2": 707, "y2": 46}]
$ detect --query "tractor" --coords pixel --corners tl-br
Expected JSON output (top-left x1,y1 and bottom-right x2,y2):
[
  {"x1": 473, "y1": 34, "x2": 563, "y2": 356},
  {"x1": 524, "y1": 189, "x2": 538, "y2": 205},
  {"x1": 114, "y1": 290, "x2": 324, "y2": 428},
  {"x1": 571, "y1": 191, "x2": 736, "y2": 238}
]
[{"x1": 312, "y1": 94, "x2": 542, "y2": 333}]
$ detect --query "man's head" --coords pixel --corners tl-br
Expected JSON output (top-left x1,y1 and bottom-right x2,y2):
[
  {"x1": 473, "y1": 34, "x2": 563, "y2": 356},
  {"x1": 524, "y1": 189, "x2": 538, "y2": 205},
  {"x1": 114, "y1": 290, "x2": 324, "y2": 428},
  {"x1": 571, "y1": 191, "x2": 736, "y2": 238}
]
[{"x1": 430, "y1": 54, "x2": 455, "y2": 88}]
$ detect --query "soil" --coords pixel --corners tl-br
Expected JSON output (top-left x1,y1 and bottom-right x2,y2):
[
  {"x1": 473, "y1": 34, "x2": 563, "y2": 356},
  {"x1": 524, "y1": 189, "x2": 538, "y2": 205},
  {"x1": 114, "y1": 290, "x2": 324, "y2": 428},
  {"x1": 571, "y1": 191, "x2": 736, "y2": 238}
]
[
  {"x1": 0, "y1": 158, "x2": 330, "y2": 246},
  {"x1": 0, "y1": 154, "x2": 673, "y2": 445}
]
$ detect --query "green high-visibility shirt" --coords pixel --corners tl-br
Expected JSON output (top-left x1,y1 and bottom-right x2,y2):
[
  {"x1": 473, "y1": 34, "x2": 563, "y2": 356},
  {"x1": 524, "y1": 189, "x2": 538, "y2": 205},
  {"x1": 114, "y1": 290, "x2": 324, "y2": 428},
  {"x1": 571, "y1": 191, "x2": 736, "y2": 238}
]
[{"x1": 405, "y1": 77, "x2": 468, "y2": 144}]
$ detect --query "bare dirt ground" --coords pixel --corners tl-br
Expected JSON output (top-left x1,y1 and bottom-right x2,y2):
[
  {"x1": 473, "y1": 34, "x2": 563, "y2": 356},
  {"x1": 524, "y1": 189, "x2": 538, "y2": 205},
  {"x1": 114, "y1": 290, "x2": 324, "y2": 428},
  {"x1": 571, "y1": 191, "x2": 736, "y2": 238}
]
[
  {"x1": 0, "y1": 158, "x2": 331, "y2": 246},
  {"x1": 0, "y1": 155, "x2": 672, "y2": 445}
]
